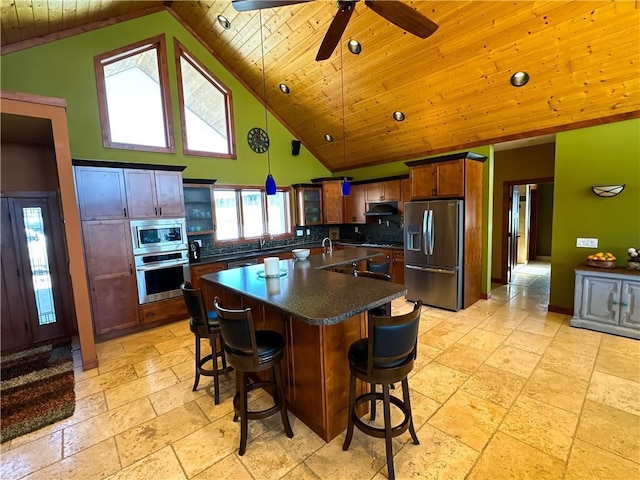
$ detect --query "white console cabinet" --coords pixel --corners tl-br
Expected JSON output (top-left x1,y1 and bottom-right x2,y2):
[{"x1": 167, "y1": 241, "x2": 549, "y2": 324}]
[{"x1": 571, "y1": 265, "x2": 640, "y2": 339}]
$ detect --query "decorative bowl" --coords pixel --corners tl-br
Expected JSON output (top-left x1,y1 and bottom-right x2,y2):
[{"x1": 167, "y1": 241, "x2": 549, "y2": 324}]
[
  {"x1": 587, "y1": 259, "x2": 617, "y2": 269},
  {"x1": 292, "y1": 248, "x2": 310, "y2": 260}
]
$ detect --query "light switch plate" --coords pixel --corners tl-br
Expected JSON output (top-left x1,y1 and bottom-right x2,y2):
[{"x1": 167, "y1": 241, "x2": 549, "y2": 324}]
[
  {"x1": 576, "y1": 238, "x2": 598, "y2": 248},
  {"x1": 296, "y1": 229, "x2": 303, "y2": 237},
  {"x1": 306, "y1": 229, "x2": 310, "y2": 235}
]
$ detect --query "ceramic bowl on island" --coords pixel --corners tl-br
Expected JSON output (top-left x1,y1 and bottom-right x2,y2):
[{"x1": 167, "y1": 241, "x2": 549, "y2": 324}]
[{"x1": 292, "y1": 248, "x2": 310, "y2": 260}]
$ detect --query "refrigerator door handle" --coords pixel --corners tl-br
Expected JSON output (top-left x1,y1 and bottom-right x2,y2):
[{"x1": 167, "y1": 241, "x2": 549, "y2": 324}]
[
  {"x1": 406, "y1": 264, "x2": 455, "y2": 274},
  {"x1": 422, "y1": 209, "x2": 429, "y2": 255},
  {"x1": 428, "y1": 209, "x2": 434, "y2": 256}
]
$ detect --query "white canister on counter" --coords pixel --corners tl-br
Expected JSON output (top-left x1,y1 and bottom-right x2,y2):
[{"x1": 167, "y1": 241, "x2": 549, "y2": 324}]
[{"x1": 264, "y1": 257, "x2": 280, "y2": 277}]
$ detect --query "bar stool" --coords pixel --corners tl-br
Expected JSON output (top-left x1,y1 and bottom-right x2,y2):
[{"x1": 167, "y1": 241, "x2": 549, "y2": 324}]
[
  {"x1": 181, "y1": 282, "x2": 232, "y2": 405},
  {"x1": 366, "y1": 259, "x2": 390, "y2": 274},
  {"x1": 354, "y1": 270, "x2": 392, "y2": 316},
  {"x1": 213, "y1": 297, "x2": 294, "y2": 455},
  {"x1": 343, "y1": 301, "x2": 422, "y2": 480}
]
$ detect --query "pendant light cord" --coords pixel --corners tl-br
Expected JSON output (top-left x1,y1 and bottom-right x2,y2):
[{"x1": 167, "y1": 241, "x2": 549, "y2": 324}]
[
  {"x1": 260, "y1": 10, "x2": 271, "y2": 175},
  {"x1": 340, "y1": 39, "x2": 347, "y2": 177}
]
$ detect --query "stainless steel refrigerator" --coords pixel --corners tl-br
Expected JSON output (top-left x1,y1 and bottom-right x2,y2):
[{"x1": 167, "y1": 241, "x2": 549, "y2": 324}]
[{"x1": 404, "y1": 200, "x2": 463, "y2": 311}]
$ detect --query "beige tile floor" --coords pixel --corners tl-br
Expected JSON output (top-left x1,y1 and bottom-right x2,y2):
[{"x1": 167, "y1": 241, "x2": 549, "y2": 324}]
[{"x1": 2, "y1": 262, "x2": 639, "y2": 479}]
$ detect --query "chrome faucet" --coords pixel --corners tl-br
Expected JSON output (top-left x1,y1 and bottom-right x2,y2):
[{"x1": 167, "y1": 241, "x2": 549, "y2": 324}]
[
  {"x1": 260, "y1": 232, "x2": 272, "y2": 249},
  {"x1": 322, "y1": 237, "x2": 333, "y2": 254}
]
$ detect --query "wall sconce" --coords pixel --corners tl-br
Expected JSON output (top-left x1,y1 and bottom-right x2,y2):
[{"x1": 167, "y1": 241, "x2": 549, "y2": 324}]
[{"x1": 591, "y1": 184, "x2": 625, "y2": 197}]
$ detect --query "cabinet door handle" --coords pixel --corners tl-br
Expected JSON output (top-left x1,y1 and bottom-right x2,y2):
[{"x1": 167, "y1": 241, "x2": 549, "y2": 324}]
[
  {"x1": 123, "y1": 207, "x2": 128, "y2": 217},
  {"x1": 155, "y1": 207, "x2": 158, "y2": 216},
  {"x1": 159, "y1": 207, "x2": 162, "y2": 216},
  {"x1": 129, "y1": 264, "x2": 133, "y2": 275},
  {"x1": 612, "y1": 300, "x2": 618, "y2": 305}
]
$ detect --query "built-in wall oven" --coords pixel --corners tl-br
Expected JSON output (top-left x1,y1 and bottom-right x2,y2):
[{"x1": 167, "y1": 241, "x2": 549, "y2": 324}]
[
  {"x1": 130, "y1": 218, "x2": 187, "y2": 255},
  {"x1": 130, "y1": 218, "x2": 190, "y2": 304},
  {"x1": 135, "y1": 250, "x2": 190, "y2": 304}
]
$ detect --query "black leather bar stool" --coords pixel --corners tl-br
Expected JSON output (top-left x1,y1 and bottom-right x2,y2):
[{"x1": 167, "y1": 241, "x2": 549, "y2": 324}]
[
  {"x1": 366, "y1": 259, "x2": 390, "y2": 274},
  {"x1": 181, "y1": 282, "x2": 232, "y2": 405},
  {"x1": 343, "y1": 301, "x2": 422, "y2": 480},
  {"x1": 354, "y1": 270, "x2": 392, "y2": 316},
  {"x1": 213, "y1": 297, "x2": 294, "y2": 455}
]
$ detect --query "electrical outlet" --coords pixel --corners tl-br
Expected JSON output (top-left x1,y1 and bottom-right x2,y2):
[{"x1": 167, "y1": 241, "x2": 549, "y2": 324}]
[
  {"x1": 306, "y1": 229, "x2": 310, "y2": 235},
  {"x1": 576, "y1": 238, "x2": 598, "y2": 248},
  {"x1": 296, "y1": 229, "x2": 303, "y2": 237},
  {"x1": 354, "y1": 226, "x2": 359, "y2": 233}
]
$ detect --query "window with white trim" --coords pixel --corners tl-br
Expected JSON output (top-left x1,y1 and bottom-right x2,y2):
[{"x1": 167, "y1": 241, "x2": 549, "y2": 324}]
[
  {"x1": 175, "y1": 40, "x2": 235, "y2": 158},
  {"x1": 94, "y1": 35, "x2": 174, "y2": 153},
  {"x1": 213, "y1": 187, "x2": 291, "y2": 242}
]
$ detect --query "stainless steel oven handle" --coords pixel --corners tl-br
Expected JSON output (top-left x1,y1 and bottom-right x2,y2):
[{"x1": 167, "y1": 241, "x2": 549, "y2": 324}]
[{"x1": 136, "y1": 260, "x2": 189, "y2": 272}]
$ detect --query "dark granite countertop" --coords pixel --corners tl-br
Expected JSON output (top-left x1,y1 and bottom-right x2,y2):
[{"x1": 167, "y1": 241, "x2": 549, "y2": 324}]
[{"x1": 201, "y1": 248, "x2": 407, "y2": 326}]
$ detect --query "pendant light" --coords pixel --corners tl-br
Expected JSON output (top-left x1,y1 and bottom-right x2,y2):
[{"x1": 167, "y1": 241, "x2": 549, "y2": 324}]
[
  {"x1": 340, "y1": 39, "x2": 350, "y2": 197},
  {"x1": 259, "y1": 11, "x2": 277, "y2": 195}
]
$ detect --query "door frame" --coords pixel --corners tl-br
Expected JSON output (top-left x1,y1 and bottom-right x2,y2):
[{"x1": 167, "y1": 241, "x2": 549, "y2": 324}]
[{"x1": 500, "y1": 177, "x2": 553, "y2": 284}]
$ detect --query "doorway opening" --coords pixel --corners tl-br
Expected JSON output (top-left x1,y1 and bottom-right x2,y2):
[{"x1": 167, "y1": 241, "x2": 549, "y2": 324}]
[{"x1": 500, "y1": 177, "x2": 554, "y2": 291}]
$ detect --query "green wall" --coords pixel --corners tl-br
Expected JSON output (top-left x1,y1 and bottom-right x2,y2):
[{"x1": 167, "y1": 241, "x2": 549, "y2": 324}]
[
  {"x1": 0, "y1": 11, "x2": 330, "y2": 185},
  {"x1": 550, "y1": 118, "x2": 640, "y2": 310},
  {"x1": 3, "y1": 9, "x2": 638, "y2": 310}
]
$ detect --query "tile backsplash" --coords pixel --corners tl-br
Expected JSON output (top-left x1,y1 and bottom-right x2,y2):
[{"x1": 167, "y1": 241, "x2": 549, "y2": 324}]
[{"x1": 191, "y1": 218, "x2": 403, "y2": 260}]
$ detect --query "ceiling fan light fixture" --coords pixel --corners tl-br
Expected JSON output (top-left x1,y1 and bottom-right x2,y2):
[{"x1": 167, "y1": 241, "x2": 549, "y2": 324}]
[
  {"x1": 217, "y1": 15, "x2": 231, "y2": 29},
  {"x1": 324, "y1": 134, "x2": 334, "y2": 142},
  {"x1": 347, "y1": 39, "x2": 362, "y2": 55},
  {"x1": 510, "y1": 71, "x2": 530, "y2": 87},
  {"x1": 279, "y1": 83, "x2": 290, "y2": 94},
  {"x1": 393, "y1": 111, "x2": 405, "y2": 122}
]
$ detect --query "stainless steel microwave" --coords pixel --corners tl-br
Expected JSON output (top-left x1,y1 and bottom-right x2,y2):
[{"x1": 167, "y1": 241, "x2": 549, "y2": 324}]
[{"x1": 130, "y1": 218, "x2": 187, "y2": 255}]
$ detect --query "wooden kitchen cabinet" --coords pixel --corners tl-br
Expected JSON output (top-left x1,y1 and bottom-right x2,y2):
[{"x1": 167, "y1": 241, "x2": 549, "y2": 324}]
[
  {"x1": 365, "y1": 180, "x2": 401, "y2": 202},
  {"x1": 191, "y1": 261, "x2": 227, "y2": 309},
  {"x1": 571, "y1": 266, "x2": 640, "y2": 339},
  {"x1": 400, "y1": 178, "x2": 411, "y2": 214},
  {"x1": 343, "y1": 183, "x2": 366, "y2": 223},
  {"x1": 124, "y1": 169, "x2": 185, "y2": 218},
  {"x1": 74, "y1": 166, "x2": 128, "y2": 220},
  {"x1": 139, "y1": 297, "x2": 188, "y2": 325},
  {"x1": 293, "y1": 185, "x2": 323, "y2": 226},
  {"x1": 82, "y1": 220, "x2": 138, "y2": 336},
  {"x1": 321, "y1": 179, "x2": 344, "y2": 224},
  {"x1": 391, "y1": 250, "x2": 405, "y2": 285},
  {"x1": 409, "y1": 159, "x2": 464, "y2": 200}
]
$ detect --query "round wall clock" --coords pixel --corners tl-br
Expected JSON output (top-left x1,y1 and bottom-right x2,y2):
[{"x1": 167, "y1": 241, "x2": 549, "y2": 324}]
[{"x1": 247, "y1": 127, "x2": 270, "y2": 153}]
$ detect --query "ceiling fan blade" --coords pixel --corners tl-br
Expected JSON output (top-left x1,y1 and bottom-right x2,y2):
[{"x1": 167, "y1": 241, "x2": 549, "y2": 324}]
[
  {"x1": 364, "y1": 0, "x2": 438, "y2": 39},
  {"x1": 232, "y1": 0, "x2": 313, "y2": 12},
  {"x1": 315, "y1": 1, "x2": 355, "y2": 61}
]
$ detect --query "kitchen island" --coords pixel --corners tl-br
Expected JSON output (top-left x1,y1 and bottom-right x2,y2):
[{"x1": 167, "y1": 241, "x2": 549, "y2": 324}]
[{"x1": 201, "y1": 248, "x2": 407, "y2": 441}]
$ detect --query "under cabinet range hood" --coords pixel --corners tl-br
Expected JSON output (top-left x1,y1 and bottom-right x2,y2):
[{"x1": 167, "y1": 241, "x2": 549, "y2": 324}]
[{"x1": 364, "y1": 202, "x2": 399, "y2": 216}]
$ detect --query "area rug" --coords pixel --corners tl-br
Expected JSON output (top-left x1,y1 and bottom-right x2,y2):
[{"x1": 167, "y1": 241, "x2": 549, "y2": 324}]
[{"x1": 1, "y1": 342, "x2": 75, "y2": 443}]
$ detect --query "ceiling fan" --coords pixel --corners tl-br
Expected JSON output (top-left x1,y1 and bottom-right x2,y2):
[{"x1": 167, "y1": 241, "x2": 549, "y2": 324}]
[{"x1": 232, "y1": 0, "x2": 439, "y2": 61}]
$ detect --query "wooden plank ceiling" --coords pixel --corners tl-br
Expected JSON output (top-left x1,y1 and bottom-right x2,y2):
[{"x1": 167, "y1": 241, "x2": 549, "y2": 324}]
[{"x1": 2, "y1": 1, "x2": 639, "y2": 172}]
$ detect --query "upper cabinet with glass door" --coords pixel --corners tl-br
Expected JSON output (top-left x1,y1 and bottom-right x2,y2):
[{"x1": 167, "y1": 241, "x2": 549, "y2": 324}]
[
  {"x1": 183, "y1": 183, "x2": 214, "y2": 236},
  {"x1": 293, "y1": 184, "x2": 323, "y2": 226}
]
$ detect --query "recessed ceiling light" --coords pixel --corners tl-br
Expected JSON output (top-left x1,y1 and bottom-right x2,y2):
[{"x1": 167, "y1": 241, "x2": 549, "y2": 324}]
[
  {"x1": 348, "y1": 39, "x2": 362, "y2": 55},
  {"x1": 217, "y1": 15, "x2": 231, "y2": 29},
  {"x1": 324, "y1": 134, "x2": 334, "y2": 142},
  {"x1": 392, "y1": 111, "x2": 405, "y2": 122},
  {"x1": 279, "y1": 84, "x2": 290, "y2": 94},
  {"x1": 510, "y1": 71, "x2": 530, "y2": 87}
]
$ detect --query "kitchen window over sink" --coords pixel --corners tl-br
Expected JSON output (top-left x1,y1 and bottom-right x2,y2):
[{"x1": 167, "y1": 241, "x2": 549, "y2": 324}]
[{"x1": 213, "y1": 187, "x2": 291, "y2": 242}]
